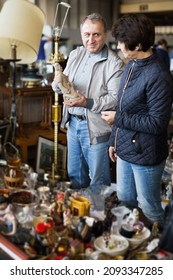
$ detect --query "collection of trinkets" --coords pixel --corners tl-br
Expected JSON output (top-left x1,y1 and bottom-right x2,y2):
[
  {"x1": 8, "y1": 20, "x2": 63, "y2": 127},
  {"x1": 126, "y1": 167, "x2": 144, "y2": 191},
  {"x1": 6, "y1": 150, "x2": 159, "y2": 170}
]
[
  {"x1": 0, "y1": 178, "x2": 163, "y2": 260},
  {"x1": 0, "y1": 144, "x2": 173, "y2": 259}
]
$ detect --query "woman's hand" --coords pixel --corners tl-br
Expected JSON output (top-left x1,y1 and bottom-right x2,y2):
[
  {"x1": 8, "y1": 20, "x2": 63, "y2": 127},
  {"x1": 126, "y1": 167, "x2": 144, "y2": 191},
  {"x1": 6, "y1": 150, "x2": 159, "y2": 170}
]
[
  {"x1": 101, "y1": 111, "x2": 116, "y2": 125},
  {"x1": 109, "y1": 146, "x2": 117, "y2": 162}
]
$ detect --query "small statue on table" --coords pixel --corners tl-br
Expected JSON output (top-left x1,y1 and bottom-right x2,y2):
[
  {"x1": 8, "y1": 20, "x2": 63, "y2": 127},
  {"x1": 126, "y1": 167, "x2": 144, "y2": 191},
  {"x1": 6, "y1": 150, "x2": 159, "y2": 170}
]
[
  {"x1": 63, "y1": 207, "x2": 73, "y2": 230},
  {"x1": 165, "y1": 182, "x2": 172, "y2": 200},
  {"x1": 50, "y1": 193, "x2": 66, "y2": 232},
  {"x1": 0, "y1": 204, "x2": 17, "y2": 236}
]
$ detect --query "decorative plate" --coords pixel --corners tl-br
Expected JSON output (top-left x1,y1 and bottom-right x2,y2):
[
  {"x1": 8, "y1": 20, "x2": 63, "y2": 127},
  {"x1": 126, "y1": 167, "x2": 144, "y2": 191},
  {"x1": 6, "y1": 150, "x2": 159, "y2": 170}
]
[{"x1": 94, "y1": 234, "x2": 129, "y2": 257}]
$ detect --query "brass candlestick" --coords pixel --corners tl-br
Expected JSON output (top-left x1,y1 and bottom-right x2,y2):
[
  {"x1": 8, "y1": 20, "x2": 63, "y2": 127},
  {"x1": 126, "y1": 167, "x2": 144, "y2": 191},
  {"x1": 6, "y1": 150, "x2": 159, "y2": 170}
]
[
  {"x1": 49, "y1": 34, "x2": 63, "y2": 176},
  {"x1": 48, "y1": 2, "x2": 71, "y2": 179}
]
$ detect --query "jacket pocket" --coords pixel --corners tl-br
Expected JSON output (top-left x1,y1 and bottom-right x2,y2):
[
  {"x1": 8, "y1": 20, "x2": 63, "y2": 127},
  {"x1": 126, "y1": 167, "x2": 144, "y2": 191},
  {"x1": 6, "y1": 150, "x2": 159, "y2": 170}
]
[{"x1": 131, "y1": 132, "x2": 142, "y2": 153}]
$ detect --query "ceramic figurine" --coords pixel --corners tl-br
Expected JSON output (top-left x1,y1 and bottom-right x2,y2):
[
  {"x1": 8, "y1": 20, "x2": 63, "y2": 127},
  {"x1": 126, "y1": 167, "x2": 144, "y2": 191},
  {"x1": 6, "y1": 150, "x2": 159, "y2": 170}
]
[
  {"x1": 75, "y1": 217, "x2": 92, "y2": 243},
  {"x1": 50, "y1": 193, "x2": 66, "y2": 232},
  {"x1": 165, "y1": 182, "x2": 172, "y2": 200},
  {"x1": 0, "y1": 204, "x2": 17, "y2": 236},
  {"x1": 63, "y1": 207, "x2": 73, "y2": 229},
  {"x1": 103, "y1": 231, "x2": 111, "y2": 248},
  {"x1": 126, "y1": 208, "x2": 139, "y2": 226},
  {"x1": 151, "y1": 221, "x2": 159, "y2": 238}
]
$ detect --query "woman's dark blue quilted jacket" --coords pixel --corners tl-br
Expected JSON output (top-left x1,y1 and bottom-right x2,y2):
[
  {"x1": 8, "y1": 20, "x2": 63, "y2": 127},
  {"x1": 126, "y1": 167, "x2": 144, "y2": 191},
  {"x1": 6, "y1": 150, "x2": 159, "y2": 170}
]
[{"x1": 109, "y1": 52, "x2": 173, "y2": 165}]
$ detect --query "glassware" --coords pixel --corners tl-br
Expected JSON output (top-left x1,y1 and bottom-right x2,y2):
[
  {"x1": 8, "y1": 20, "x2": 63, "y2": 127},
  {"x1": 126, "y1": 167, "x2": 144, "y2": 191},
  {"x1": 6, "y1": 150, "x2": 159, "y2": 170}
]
[
  {"x1": 33, "y1": 186, "x2": 51, "y2": 217},
  {"x1": 3, "y1": 142, "x2": 21, "y2": 169},
  {"x1": 15, "y1": 205, "x2": 34, "y2": 229},
  {"x1": 111, "y1": 206, "x2": 131, "y2": 234},
  {"x1": 24, "y1": 171, "x2": 38, "y2": 190}
]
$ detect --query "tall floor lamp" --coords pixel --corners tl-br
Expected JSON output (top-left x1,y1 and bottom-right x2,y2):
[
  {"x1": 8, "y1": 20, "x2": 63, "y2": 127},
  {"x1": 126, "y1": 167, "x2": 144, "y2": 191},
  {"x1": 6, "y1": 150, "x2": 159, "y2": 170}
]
[
  {"x1": 48, "y1": 1, "x2": 71, "y2": 177},
  {"x1": 0, "y1": 0, "x2": 45, "y2": 145}
]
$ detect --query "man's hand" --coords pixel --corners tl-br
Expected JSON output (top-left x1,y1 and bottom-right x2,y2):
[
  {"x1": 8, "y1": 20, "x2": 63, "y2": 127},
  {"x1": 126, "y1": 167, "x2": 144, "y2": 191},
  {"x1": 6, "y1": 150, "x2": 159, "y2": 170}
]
[
  {"x1": 63, "y1": 91, "x2": 87, "y2": 107},
  {"x1": 101, "y1": 111, "x2": 116, "y2": 125},
  {"x1": 109, "y1": 146, "x2": 117, "y2": 162}
]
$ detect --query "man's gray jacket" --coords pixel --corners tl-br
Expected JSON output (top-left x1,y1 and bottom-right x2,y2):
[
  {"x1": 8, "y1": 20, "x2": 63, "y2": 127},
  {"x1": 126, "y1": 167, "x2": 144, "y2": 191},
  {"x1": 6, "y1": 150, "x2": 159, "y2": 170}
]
[{"x1": 61, "y1": 45, "x2": 124, "y2": 144}]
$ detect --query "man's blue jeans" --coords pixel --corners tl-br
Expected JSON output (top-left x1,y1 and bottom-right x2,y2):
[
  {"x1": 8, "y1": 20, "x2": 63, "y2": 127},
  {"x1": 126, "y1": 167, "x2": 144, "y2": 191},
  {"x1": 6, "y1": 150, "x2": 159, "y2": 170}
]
[
  {"x1": 67, "y1": 116, "x2": 111, "y2": 194},
  {"x1": 116, "y1": 156, "x2": 165, "y2": 226}
]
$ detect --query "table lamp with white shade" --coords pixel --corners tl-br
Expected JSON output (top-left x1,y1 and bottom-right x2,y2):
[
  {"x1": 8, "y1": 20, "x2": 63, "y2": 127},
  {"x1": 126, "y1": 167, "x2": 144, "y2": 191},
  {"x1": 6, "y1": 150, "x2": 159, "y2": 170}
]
[{"x1": 0, "y1": 0, "x2": 45, "y2": 145}]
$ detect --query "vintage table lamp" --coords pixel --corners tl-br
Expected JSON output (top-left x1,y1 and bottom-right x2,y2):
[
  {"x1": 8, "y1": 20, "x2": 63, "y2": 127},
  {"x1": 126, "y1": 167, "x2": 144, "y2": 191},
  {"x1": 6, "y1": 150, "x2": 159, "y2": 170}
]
[{"x1": 0, "y1": 0, "x2": 45, "y2": 145}]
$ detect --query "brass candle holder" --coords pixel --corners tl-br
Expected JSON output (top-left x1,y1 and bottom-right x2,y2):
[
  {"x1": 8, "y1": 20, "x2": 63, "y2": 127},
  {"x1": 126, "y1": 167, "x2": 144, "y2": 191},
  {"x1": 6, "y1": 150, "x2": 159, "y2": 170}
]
[{"x1": 48, "y1": 2, "x2": 71, "y2": 181}]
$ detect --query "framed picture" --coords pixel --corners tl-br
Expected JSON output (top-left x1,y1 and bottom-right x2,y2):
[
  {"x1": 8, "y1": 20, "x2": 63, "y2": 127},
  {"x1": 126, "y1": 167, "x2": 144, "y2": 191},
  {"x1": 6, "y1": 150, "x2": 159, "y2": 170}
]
[
  {"x1": 36, "y1": 136, "x2": 67, "y2": 173},
  {"x1": 0, "y1": 234, "x2": 29, "y2": 260}
]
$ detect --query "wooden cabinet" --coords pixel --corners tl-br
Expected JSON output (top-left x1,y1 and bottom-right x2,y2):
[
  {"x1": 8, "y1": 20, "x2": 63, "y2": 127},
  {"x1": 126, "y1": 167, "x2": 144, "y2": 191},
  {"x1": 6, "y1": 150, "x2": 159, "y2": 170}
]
[
  {"x1": 0, "y1": 85, "x2": 53, "y2": 128},
  {"x1": 0, "y1": 86, "x2": 66, "y2": 168}
]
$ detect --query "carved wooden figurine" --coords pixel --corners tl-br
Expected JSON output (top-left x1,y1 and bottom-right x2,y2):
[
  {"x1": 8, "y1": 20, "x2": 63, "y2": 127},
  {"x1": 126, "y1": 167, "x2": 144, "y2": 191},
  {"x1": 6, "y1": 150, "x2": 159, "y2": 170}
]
[{"x1": 53, "y1": 63, "x2": 80, "y2": 101}]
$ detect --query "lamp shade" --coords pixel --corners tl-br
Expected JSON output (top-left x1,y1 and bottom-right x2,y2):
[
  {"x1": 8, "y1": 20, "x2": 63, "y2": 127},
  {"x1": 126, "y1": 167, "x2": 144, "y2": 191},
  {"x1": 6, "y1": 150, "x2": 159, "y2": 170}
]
[{"x1": 0, "y1": 0, "x2": 45, "y2": 64}]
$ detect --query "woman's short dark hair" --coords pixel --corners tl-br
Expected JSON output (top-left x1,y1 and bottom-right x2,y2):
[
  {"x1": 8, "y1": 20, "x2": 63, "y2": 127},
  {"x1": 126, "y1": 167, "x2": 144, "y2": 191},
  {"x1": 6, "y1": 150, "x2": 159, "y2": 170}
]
[{"x1": 112, "y1": 13, "x2": 155, "y2": 52}]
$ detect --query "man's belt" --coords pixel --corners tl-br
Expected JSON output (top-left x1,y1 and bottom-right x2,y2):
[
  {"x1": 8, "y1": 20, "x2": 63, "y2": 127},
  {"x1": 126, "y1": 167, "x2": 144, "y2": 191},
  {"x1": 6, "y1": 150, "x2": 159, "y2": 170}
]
[{"x1": 70, "y1": 114, "x2": 86, "y2": 120}]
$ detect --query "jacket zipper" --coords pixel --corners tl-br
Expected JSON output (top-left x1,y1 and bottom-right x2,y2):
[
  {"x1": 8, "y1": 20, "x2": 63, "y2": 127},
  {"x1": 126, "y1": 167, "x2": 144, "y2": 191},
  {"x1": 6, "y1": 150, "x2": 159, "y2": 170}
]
[{"x1": 114, "y1": 61, "x2": 135, "y2": 150}]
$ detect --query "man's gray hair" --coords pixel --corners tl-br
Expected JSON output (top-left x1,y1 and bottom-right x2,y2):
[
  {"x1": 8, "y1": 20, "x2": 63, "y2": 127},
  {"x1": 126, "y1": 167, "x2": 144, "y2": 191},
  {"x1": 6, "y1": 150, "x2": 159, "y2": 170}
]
[{"x1": 80, "y1": 13, "x2": 107, "y2": 33}]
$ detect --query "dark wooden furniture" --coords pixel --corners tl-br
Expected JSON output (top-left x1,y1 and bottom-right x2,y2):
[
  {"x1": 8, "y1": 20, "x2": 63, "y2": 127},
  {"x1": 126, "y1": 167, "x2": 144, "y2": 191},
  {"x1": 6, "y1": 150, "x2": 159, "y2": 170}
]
[
  {"x1": 0, "y1": 86, "x2": 66, "y2": 166},
  {"x1": 0, "y1": 85, "x2": 53, "y2": 129}
]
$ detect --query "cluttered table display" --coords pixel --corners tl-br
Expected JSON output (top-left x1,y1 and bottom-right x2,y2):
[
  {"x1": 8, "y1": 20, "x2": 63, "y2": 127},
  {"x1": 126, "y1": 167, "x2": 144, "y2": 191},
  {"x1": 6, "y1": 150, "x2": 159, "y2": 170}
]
[{"x1": 0, "y1": 156, "x2": 173, "y2": 260}]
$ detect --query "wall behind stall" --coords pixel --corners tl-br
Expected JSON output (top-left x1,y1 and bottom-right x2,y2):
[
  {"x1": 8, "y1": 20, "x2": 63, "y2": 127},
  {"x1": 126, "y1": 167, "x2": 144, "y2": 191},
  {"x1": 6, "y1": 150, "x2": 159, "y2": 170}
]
[
  {"x1": 35, "y1": 0, "x2": 119, "y2": 49},
  {"x1": 35, "y1": 0, "x2": 116, "y2": 29},
  {"x1": 34, "y1": 0, "x2": 173, "y2": 48},
  {"x1": 1, "y1": 0, "x2": 173, "y2": 54}
]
